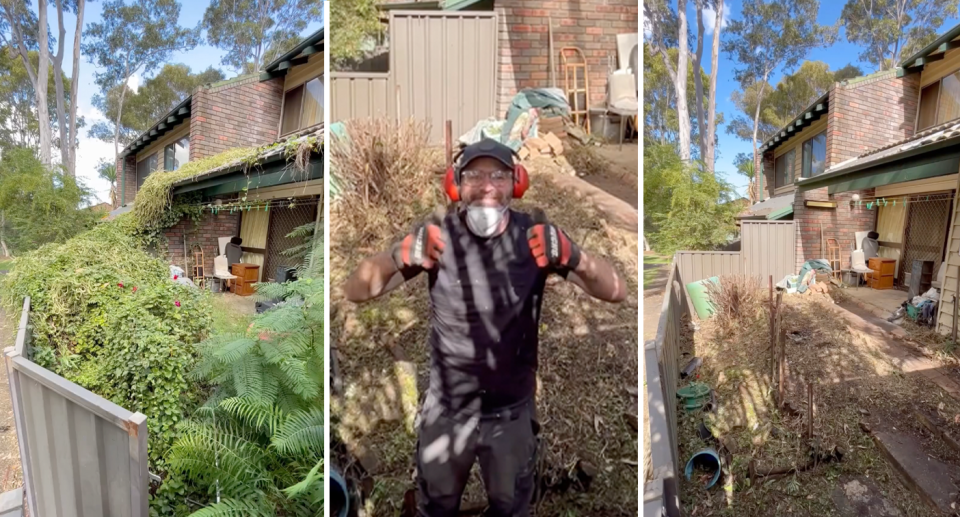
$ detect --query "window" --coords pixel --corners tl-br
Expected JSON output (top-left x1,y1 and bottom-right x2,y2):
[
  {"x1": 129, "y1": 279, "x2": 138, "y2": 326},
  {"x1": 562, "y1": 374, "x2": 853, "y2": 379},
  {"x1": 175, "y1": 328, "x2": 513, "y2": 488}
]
[
  {"x1": 938, "y1": 71, "x2": 960, "y2": 125},
  {"x1": 775, "y1": 149, "x2": 795, "y2": 188},
  {"x1": 163, "y1": 137, "x2": 189, "y2": 171},
  {"x1": 136, "y1": 153, "x2": 158, "y2": 188},
  {"x1": 279, "y1": 75, "x2": 324, "y2": 136},
  {"x1": 300, "y1": 77, "x2": 323, "y2": 129},
  {"x1": 802, "y1": 131, "x2": 827, "y2": 178},
  {"x1": 918, "y1": 82, "x2": 940, "y2": 130}
]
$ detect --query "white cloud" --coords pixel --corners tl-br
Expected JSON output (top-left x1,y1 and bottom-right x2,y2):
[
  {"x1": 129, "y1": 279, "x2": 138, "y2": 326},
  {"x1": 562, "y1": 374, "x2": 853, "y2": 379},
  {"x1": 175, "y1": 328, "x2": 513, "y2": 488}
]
[
  {"x1": 126, "y1": 74, "x2": 140, "y2": 93},
  {"x1": 703, "y1": 5, "x2": 730, "y2": 36}
]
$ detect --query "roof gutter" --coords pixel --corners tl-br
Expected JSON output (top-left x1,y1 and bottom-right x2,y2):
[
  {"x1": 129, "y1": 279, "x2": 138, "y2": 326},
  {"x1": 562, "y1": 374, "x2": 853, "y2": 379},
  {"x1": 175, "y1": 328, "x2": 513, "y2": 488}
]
[
  {"x1": 897, "y1": 22, "x2": 960, "y2": 75},
  {"x1": 260, "y1": 28, "x2": 324, "y2": 81},
  {"x1": 758, "y1": 92, "x2": 829, "y2": 154},
  {"x1": 120, "y1": 96, "x2": 192, "y2": 158}
]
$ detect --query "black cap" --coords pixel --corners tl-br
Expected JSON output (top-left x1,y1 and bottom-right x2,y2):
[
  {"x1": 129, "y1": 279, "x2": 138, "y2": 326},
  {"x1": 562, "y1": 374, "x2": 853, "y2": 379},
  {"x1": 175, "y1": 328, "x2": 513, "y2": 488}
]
[{"x1": 458, "y1": 138, "x2": 516, "y2": 170}]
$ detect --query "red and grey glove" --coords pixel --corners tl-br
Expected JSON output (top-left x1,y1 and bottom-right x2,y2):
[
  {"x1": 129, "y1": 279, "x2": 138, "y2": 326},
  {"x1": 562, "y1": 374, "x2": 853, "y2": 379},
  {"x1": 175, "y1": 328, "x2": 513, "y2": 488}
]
[
  {"x1": 392, "y1": 222, "x2": 445, "y2": 271},
  {"x1": 527, "y1": 223, "x2": 581, "y2": 272}
]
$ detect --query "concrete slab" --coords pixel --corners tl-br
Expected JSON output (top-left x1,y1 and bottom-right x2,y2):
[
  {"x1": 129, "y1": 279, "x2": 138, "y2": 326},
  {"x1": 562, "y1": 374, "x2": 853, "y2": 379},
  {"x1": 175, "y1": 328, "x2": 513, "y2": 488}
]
[
  {"x1": 844, "y1": 287, "x2": 908, "y2": 319},
  {"x1": 871, "y1": 430, "x2": 960, "y2": 514},
  {"x1": 831, "y1": 476, "x2": 902, "y2": 517}
]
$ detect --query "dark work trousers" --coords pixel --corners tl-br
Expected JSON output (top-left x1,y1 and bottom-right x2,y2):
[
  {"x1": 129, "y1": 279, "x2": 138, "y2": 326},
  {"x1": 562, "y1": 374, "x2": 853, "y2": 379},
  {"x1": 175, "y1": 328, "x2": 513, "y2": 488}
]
[{"x1": 415, "y1": 392, "x2": 539, "y2": 517}]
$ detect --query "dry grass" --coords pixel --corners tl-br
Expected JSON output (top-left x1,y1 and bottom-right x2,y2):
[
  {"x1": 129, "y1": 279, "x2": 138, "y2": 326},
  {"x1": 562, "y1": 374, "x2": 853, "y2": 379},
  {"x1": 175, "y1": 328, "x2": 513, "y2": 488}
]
[
  {"x1": 330, "y1": 131, "x2": 639, "y2": 515},
  {"x1": 565, "y1": 144, "x2": 607, "y2": 178},
  {"x1": 705, "y1": 275, "x2": 764, "y2": 333},
  {"x1": 678, "y1": 290, "x2": 960, "y2": 516}
]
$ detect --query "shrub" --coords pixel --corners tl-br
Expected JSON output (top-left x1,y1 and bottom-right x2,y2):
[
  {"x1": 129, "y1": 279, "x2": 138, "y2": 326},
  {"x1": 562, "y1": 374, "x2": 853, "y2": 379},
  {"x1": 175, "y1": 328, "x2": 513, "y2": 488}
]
[
  {"x1": 167, "y1": 236, "x2": 324, "y2": 516},
  {"x1": 1, "y1": 218, "x2": 212, "y2": 471},
  {"x1": 705, "y1": 274, "x2": 764, "y2": 328}
]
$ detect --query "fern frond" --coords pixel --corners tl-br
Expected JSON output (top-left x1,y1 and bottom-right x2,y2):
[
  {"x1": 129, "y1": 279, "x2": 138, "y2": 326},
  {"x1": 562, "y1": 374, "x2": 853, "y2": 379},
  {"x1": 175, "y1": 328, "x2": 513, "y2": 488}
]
[
  {"x1": 282, "y1": 459, "x2": 324, "y2": 506},
  {"x1": 219, "y1": 398, "x2": 284, "y2": 436},
  {"x1": 214, "y1": 337, "x2": 258, "y2": 365},
  {"x1": 272, "y1": 407, "x2": 324, "y2": 456},
  {"x1": 232, "y1": 354, "x2": 264, "y2": 400},
  {"x1": 169, "y1": 423, "x2": 272, "y2": 497},
  {"x1": 188, "y1": 497, "x2": 273, "y2": 517}
]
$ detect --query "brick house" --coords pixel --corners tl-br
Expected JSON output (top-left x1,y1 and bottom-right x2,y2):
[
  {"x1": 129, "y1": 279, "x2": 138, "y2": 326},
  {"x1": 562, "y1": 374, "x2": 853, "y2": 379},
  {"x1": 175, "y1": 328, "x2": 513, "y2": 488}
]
[
  {"x1": 741, "y1": 22, "x2": 960, "y2": 336},
  {"x1": 113, "y1": 28, "x2": 324, "y2": 283}
]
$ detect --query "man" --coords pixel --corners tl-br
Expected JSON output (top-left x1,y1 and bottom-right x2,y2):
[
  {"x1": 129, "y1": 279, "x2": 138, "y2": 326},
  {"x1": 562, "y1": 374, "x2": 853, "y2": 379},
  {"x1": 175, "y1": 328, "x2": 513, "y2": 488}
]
[{"x1": 344, "y1": 139, "x2": 625, "y2": 517}]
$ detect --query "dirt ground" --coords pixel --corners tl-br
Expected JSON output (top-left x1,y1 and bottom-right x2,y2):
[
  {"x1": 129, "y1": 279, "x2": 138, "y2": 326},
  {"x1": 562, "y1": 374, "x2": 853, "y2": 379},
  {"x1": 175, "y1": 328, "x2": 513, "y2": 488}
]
[
  {"x1": 578, "y1": 143, "x2": 638, "y2": 209},
  {"x1": 0, "y1": 310, "x2": 23, "y2": 493},
  {"x1": 678, "y1": 287, "x2": 960, "y2": 515},
  {"x1": 331, "y1": 175, "x2": 639, "y2": 516}
]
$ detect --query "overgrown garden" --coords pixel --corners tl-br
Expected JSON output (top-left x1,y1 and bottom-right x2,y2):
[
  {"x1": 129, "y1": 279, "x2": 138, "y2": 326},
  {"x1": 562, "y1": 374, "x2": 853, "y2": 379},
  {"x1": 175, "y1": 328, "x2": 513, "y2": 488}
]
[{"x1": 1, "y1": 138, "x2": 324, "y2": 516}]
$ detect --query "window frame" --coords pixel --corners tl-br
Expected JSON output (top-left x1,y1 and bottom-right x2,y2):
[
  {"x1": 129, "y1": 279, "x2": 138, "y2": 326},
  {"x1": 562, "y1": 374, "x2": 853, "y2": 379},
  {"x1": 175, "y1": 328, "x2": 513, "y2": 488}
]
[
  {"x1": 163, "y1": 136, "x2": 190, "y2": 172},
  {"x1": 136, "y1": 152, "x2": 158, "y2": 189},
  {"x1": 774, "y1": 148, "x2": 795, "y2": 189},
  {"x1": 801, "y1": 130, "x2": 827, "y2": 179},
  {"x1": 914, "y1": 66, "x2": 960, "y2": 131},
  {"x1": 278, "y1": 72, "x2": 325, "y2": 138}
]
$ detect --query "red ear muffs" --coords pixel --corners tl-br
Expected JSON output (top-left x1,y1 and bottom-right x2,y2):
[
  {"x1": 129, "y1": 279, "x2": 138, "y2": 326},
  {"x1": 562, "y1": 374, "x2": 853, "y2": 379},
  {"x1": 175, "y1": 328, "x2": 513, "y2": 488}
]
[
  {"x1": 444, "y1": 166, "x2": 460, "y2": 202},
  {"x1": 443, "y1": 149, "x2": 528, "y2": 201},
  {"x1": 512, "y1": 164, "x2": 529, "y2": 199}
]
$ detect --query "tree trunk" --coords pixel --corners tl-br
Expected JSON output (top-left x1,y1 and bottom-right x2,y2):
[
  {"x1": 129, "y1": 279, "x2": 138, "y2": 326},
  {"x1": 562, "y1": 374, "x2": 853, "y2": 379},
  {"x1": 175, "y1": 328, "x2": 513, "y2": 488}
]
[
  {"x1": 113, "y1": 59, "x2": 131, "y2": 187},
  {"x1": 693, "y1": 0, "x2": 707, "y2": 164},
  {"x1": 52, "y1": 0, "x2": 70, "y2": 176},
  {"x1": 705, "y1": 0, "x2": 723, "y2": 175},
  {"x1": 67, "y1": 0, "x2": 85, "y2": 178},
  {"x1": 751, "y1": 76, "x2": 768, "y2": 202},
  {"x1": 0, "y1": 211, "x2": 9, "y2": 258},
  {"x1": 676, "y1": 0, "x2": 691, "y2": 164},
  {"x1": 36, "y1": 0, "x2": 52, "y2": 168}
]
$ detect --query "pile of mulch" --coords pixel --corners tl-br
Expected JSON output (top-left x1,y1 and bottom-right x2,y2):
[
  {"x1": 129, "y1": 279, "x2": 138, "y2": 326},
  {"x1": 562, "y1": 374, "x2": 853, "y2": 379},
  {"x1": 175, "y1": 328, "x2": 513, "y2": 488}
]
[{"x1": 331, "y1": 170, "x2": 639, "y2": 515}]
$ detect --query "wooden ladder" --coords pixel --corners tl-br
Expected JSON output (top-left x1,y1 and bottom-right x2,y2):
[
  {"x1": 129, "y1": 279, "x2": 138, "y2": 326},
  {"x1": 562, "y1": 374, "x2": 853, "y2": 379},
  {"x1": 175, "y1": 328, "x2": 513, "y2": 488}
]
[{"x1": 561, "y1": 47, "x2": 590, "y2": 134}]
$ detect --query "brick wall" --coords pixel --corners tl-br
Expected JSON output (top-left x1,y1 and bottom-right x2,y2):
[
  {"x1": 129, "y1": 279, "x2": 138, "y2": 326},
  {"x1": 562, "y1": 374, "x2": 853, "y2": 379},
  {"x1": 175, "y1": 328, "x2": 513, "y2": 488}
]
[
  {"x1": 117, "y1": 154, "x2": 137, "y2": 207},
  {"x1": 494, "y1": 0, "x2": 638, "y2": 116},
  {"x1": 161, "y1": 209, "x2": 241, "y2": 276},
  {"x1": 826, "y1": 71, "x2": 919, "y2": 165},
  {"x1": 190, "y1": 75, "x2": 285, "y2": 160},
  {"x1": 792, "y1": 187, "x2": 877, "y2": 270}
]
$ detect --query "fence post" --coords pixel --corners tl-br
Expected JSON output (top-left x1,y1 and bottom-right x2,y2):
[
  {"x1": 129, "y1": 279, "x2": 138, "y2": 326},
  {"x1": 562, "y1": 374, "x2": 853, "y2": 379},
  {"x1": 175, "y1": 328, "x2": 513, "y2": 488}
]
[
  {"x1": 4, "y1": 347, "x2": 36, "y2": 514},
  {"x1": 127, "y1": 412, "x2": 149, "y2": 516}
]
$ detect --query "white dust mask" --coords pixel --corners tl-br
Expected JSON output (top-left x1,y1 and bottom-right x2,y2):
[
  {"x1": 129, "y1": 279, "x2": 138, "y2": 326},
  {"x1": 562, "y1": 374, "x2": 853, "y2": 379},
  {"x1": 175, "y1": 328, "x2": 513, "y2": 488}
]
[{"x1": 465, "y1": 205, "x2": 508, "y2": 237}]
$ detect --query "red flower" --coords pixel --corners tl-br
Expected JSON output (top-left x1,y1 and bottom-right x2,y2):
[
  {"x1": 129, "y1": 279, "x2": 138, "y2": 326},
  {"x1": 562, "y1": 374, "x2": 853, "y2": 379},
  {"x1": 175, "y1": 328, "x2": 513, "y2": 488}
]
[
  {"x1": 132, "y1": 286, "x2": 138, "y2": 293},
  {"x1": 175, "y1": 300, "x2": 181, "y2": 308},
  {"x1": 173, "y1": 275, "x2": 178, "y2": 280},
  {"x1": 118, "y1": 282, "x2": 123, "y2": 288}
]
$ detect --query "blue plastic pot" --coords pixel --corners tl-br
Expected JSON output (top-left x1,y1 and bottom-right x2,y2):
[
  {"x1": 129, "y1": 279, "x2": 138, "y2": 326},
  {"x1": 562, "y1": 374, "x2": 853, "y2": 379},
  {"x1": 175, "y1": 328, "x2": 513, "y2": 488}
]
[
  {"x1": 330, "y1": 468, "x2": 349, "y2": 517},
  {"x1": 684, "y1": 447, "x2": 722, "y2": 489}
]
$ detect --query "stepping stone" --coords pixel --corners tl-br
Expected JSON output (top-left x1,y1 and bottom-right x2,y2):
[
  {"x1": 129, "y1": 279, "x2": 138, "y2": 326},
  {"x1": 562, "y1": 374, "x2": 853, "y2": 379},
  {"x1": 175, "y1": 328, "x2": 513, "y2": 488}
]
[
  {"x1": 872, "y1": 430, "x2": 960, "y2": 514},
  {"x1": 831, "y1": 475, "x2": 902, "y2": 516}
]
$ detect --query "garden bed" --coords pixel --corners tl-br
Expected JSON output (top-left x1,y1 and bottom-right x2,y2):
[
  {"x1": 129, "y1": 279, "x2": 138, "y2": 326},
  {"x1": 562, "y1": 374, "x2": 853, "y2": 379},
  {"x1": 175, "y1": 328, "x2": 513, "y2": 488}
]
[{"x1": 678, "y1": 286, "x2": 960, "y2": 515}]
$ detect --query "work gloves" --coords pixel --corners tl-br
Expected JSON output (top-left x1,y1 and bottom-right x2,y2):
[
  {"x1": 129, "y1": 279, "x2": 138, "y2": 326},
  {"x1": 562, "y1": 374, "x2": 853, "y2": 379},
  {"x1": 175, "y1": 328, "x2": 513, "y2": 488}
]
[
  {"x1": 392, "y1": 222, "x2": 445, "y2": 271},
  {"x1": 527, "y1": 220, "x2": 581, "y2": 273}
]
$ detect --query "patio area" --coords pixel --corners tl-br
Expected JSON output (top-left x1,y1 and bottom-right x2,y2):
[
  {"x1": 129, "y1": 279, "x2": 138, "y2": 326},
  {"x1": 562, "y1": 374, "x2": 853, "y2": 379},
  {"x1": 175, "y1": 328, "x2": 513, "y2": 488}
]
[{"x1": 843, "y1": 285, "x2": 909, "y2": 319}]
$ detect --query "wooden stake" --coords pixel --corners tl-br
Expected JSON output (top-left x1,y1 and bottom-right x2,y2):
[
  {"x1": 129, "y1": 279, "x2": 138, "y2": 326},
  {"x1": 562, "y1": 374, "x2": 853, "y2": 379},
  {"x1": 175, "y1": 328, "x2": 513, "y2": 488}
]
[
  {"x1": 807, "y1": 382, "x2": 815, "y2": 439},
  {"x1": 444, "y1": 120, "x2": 453, "y2": 168},
  {"x1": 769, "y1": 275, "x2": 775, "y2": 373},
  {"x1": 548, "y1": 17, "x2": 556, "y2": 88},
  {"x1": 778, "y1": 327, "x2": 786, "y2": 405}
]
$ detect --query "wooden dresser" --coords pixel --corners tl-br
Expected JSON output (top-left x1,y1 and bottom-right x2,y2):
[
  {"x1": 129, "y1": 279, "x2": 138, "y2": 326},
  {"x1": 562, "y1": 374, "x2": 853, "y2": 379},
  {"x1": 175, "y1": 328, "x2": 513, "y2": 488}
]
[
  {"x1": 230, "y1": 263, "x2": 260, "y2": 296},
  {"x1": 867, "y1": 257, "x2": 896, "y2": 290}
]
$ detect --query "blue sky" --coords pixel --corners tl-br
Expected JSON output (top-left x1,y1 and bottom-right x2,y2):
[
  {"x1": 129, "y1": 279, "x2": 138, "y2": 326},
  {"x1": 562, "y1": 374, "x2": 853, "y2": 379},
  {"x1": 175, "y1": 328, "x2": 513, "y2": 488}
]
[
  {"x1": 690, "y1": 1, "x2": 960, "y2": 198},
  {"x1": 42, "y1": 0, "x2": 323, "y2": 203}
]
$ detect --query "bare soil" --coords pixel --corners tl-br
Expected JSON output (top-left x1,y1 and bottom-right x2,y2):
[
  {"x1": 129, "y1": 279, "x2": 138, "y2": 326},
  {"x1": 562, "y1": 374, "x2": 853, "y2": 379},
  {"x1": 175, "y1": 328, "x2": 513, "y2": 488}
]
[{"x1": 678, "y1": 288, "x2": 960, "y2": 516}]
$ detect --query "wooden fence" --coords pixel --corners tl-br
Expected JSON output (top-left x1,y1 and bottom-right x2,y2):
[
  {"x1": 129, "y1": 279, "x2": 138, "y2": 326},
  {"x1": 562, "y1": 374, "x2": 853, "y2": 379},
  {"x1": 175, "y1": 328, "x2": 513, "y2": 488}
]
[{"x1": 5, "y1": 297, "x2": 150, "y2": 517}]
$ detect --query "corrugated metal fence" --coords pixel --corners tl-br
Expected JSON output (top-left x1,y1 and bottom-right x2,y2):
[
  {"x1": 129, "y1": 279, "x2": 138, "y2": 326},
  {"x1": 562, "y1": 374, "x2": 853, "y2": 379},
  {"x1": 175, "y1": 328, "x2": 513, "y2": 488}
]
[
  {"x1": 741, "y1": 220, "x2": 797, "y2": 282},
  {"x1": 331, "y1": 10, "x2": 498, "y2": 143},
  {"x1": 677, "y1": 221, "x2": 797, "y2": 285},
  {"x1": 645, "y1": 220, "x2": 798, "y2": 516},
  {"x1": 643, "y1": 259, "x2": 683, "y2": 516},
  {"x1": 5, "y1": 297, "x2": 149, "y2": 517}
]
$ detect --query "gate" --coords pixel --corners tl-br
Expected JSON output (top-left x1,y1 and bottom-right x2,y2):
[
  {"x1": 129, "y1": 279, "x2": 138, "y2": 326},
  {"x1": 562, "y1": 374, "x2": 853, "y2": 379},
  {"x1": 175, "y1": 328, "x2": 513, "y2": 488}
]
[
  {"x1": 899, "y1": 191, "x2": 953, "y2": 288},
  {"x1": 331, "y1": 10, "x2": 499, "y2": 142}
]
